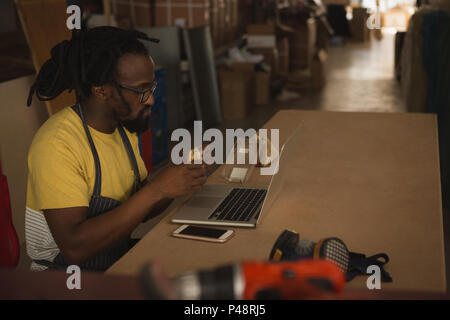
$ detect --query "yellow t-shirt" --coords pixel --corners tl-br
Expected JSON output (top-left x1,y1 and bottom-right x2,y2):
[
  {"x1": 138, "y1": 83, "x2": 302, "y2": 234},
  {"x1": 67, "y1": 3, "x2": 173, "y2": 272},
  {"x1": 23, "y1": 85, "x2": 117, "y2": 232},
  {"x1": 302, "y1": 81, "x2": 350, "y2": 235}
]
[
  {"x1": 25, "y1": 106, "x2": 148, "y2": 269},
  {"x1": 27, "y1": 106, "x2": 148, "y2": 212}
]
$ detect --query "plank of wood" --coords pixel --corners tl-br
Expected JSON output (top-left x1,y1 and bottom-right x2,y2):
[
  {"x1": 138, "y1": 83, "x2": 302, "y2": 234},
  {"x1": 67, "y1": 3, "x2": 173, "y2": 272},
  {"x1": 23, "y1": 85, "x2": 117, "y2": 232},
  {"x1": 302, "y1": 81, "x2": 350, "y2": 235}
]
[{"x1": 15, "y1": 0, "x2": 75, "y2": 115}]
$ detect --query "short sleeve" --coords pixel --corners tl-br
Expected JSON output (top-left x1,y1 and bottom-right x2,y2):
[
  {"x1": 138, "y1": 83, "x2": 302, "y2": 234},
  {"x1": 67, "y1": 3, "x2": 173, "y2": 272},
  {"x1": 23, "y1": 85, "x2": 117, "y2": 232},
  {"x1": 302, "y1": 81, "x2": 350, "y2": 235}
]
[{"x1": 28, "y1": 137, "x2": 90, "y2": 211}]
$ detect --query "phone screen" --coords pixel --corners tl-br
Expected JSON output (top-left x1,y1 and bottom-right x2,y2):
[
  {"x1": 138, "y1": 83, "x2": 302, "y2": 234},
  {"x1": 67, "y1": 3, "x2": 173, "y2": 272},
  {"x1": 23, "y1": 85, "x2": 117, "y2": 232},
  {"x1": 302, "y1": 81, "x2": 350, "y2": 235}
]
[{"x1": 179, "y1": 226, "x2": 228, "y2": 239}]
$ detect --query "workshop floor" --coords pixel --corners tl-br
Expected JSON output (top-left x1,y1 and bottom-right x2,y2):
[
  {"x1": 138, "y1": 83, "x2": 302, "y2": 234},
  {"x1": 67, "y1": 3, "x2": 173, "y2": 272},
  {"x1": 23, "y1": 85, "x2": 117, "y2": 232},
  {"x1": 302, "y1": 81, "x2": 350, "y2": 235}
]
[
  {"x1": 221, "y1": 32, "x2": 406, "y2": 131},
  {"x1": 283, "y1": 32, "x2": 405, "y2": 113}
]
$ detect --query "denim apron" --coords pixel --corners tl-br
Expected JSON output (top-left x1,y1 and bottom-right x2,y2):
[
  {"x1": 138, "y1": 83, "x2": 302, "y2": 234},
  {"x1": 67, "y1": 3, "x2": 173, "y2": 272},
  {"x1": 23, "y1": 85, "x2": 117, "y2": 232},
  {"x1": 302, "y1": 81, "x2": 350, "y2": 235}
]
[{"x1": 34, "y1": 104, "x2": 141, "y2": 272}]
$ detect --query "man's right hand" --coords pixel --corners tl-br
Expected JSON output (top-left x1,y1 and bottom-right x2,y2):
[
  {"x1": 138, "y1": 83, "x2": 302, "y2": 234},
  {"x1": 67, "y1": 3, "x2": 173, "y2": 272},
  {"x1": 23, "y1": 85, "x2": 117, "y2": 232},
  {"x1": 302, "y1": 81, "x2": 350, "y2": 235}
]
[{"x1": 148, "y1": 164, "x2": 207, "y2": 199}]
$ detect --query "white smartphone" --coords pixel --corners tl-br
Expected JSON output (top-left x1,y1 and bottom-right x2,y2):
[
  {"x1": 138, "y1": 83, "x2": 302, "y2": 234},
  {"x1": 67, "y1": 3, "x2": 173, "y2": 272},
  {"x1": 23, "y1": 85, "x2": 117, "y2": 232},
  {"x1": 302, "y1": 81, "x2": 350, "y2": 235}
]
[{"x1": 172, "y1": 225, "x2": 234, "y2": 243}]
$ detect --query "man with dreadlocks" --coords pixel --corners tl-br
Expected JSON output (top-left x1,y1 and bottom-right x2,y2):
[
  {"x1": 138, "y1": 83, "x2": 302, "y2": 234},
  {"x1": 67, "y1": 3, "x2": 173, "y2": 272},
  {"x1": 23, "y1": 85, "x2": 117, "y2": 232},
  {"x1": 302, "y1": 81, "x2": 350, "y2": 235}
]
[{"x1": 25, "y1": 27, "x2": 208, "y2": 272}]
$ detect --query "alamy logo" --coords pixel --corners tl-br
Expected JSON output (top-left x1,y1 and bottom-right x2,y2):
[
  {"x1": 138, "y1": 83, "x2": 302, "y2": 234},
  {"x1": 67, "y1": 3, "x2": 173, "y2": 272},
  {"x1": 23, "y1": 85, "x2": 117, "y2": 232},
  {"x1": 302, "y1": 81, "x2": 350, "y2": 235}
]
[
  {"x1": 66, "y1": 265, "x2": 81, "y2": 290},
  {"x1": 66, "y1": 5, "x2": 81, "y2": 30},
  {"x1": 171, "y1": 122, "x2": 280, "y2": 175},
  {"x1": 366, "y1": 265, "x2": 381, "y2": 290}
]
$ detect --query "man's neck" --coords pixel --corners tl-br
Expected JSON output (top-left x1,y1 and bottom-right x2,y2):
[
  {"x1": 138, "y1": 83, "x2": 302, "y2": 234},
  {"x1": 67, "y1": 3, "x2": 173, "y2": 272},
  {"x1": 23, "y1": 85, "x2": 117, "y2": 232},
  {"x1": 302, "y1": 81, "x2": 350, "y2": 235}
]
[{"x1": 77, "y1": 99, "x2": 118, "y2": 134}]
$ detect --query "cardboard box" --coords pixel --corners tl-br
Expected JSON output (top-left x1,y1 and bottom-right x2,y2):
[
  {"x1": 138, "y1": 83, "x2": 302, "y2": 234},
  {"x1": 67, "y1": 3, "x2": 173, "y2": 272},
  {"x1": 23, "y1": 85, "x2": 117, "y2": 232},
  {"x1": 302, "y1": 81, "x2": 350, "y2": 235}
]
[
  {"x1": 231, "y1": 62, "x2": 255, "y2": 73},
  {"x1": 229, "y1": 63, "x2": 271, "y2": 106},
  {"x1": 247, "y1": 24, "x2": 276, "y2": 35},
  {"x1": 112, "y1": 0, "x2": 153, "y2": 28},
  {"x1": 247, "y1": 35, "x2": 276, "y2": 48},
  {"x1": 286, "y1": 49, "x2": 327, "y2": 91},
  {"x1": 286, "y1": 69, "x2": 312, "y2": 91},
  {"x1": 245, "y1": 24, "x2": 279, "y2": 76},
  {"x1": 254, "y1": 71, "x2": 271, "y2": 105},
  {"x1": 249, "y1": 47, "x2": 279, "y2": 76},
  {"x1": 112, "y1": 0, "x2": 211, "y2": 28},
  {"x1": 218, "y1": 68, "x2": 254, "y2": 120},
  {"x1": 154, "y1": 0, "x2": 210, "y2": 28}
]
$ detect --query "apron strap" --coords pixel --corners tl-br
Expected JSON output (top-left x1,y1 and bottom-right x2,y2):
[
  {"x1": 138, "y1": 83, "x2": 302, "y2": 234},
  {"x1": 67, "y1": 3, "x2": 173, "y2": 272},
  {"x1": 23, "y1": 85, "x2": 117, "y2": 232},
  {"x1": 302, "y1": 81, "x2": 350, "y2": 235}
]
[
  {"x1": 346, "y1": 251, "x2": 393, "y2": 282},
  {"x1": 77, "y1": 103, "x2": 102, "y2": 197},
  {"x1": 117, "y1": 125, "x2": 141, "y2": 193},
  {"x1": 77, "y1": 103, "x2": 141, "y2": 195},
  {"x1": 33, "y1": 259, "x2": 67, "y2": 271}
]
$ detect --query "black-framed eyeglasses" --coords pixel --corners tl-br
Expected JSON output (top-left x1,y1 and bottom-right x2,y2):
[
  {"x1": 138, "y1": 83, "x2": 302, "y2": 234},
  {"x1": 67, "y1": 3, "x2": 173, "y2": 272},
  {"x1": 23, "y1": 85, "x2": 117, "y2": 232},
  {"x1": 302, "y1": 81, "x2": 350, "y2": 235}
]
[{"x1": 117, "y1": 81, "x2": 157, "y2": 104}]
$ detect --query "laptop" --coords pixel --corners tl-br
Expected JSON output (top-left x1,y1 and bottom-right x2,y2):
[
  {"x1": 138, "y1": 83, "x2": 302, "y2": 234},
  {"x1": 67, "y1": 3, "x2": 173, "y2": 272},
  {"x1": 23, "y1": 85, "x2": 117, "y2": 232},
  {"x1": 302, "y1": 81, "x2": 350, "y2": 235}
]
[{"x1": 171, "y1": 126, "x2": 299, "y2": 228}]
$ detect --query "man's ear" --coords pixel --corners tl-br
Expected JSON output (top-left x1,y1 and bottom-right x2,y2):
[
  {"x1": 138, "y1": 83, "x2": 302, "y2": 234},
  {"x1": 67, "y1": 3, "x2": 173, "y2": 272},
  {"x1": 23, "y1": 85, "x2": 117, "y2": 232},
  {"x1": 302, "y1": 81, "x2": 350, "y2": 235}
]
[{"x1": 91, "y1": 85, "x2": 108, "y2": 100}]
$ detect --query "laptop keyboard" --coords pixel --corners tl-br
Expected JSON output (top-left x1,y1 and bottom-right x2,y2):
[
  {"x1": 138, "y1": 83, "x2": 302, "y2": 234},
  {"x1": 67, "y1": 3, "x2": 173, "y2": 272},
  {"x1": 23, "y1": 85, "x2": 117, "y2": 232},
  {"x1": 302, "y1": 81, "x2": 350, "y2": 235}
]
[{"x1": 208, "y1": 188, "x2": 267, "y2": 222}]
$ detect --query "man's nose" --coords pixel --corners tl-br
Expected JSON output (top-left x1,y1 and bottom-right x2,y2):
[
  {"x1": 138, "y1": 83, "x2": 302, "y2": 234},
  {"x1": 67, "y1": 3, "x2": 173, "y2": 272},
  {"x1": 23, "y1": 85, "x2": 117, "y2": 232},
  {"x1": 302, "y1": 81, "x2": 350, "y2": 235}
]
[{"x1": 144, "y1": 93, "x2": 155, "y2": 106}]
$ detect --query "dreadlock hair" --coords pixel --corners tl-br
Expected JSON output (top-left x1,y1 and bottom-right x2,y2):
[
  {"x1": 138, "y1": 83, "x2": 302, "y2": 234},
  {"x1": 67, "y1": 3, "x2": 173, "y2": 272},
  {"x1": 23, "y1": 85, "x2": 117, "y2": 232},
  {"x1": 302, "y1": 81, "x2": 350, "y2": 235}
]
[{"x1": 27, "y1": 26, "x2": 159, "y2": 106}]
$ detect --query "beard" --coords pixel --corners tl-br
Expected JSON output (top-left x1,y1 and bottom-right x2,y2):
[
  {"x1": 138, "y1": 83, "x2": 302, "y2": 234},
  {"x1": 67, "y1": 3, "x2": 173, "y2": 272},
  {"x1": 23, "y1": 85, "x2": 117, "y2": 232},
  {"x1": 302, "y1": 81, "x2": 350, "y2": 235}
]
[{"x1": 121, "y1": 105, "x2": 152, "y2": 135}]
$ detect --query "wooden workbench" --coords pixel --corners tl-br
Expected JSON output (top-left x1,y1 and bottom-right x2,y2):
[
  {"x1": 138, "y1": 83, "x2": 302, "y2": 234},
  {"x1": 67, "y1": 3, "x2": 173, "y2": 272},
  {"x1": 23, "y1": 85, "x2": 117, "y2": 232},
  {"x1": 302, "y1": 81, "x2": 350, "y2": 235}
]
[{"x1": 107, "y1": 110, "x2": 446, "y2": 293}]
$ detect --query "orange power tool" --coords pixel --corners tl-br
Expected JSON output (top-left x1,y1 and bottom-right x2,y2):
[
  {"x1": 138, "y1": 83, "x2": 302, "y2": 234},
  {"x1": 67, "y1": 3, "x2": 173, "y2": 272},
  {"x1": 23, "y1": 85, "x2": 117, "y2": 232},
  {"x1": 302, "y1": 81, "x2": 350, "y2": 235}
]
[
  {"x1": 237, "y1": 260, "x2": 345, "y2": 300},
  {"x1": 141, "y1": 259, "x2": 346, "y2": 300}
]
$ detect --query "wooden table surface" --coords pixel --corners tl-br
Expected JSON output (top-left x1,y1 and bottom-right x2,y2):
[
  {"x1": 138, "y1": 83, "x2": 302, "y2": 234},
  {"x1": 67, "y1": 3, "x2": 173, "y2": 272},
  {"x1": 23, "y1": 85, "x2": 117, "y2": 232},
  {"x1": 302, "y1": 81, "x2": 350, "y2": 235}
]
[{"x1": 107, "y1": 110, "x2": 446, "y2": 293}]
